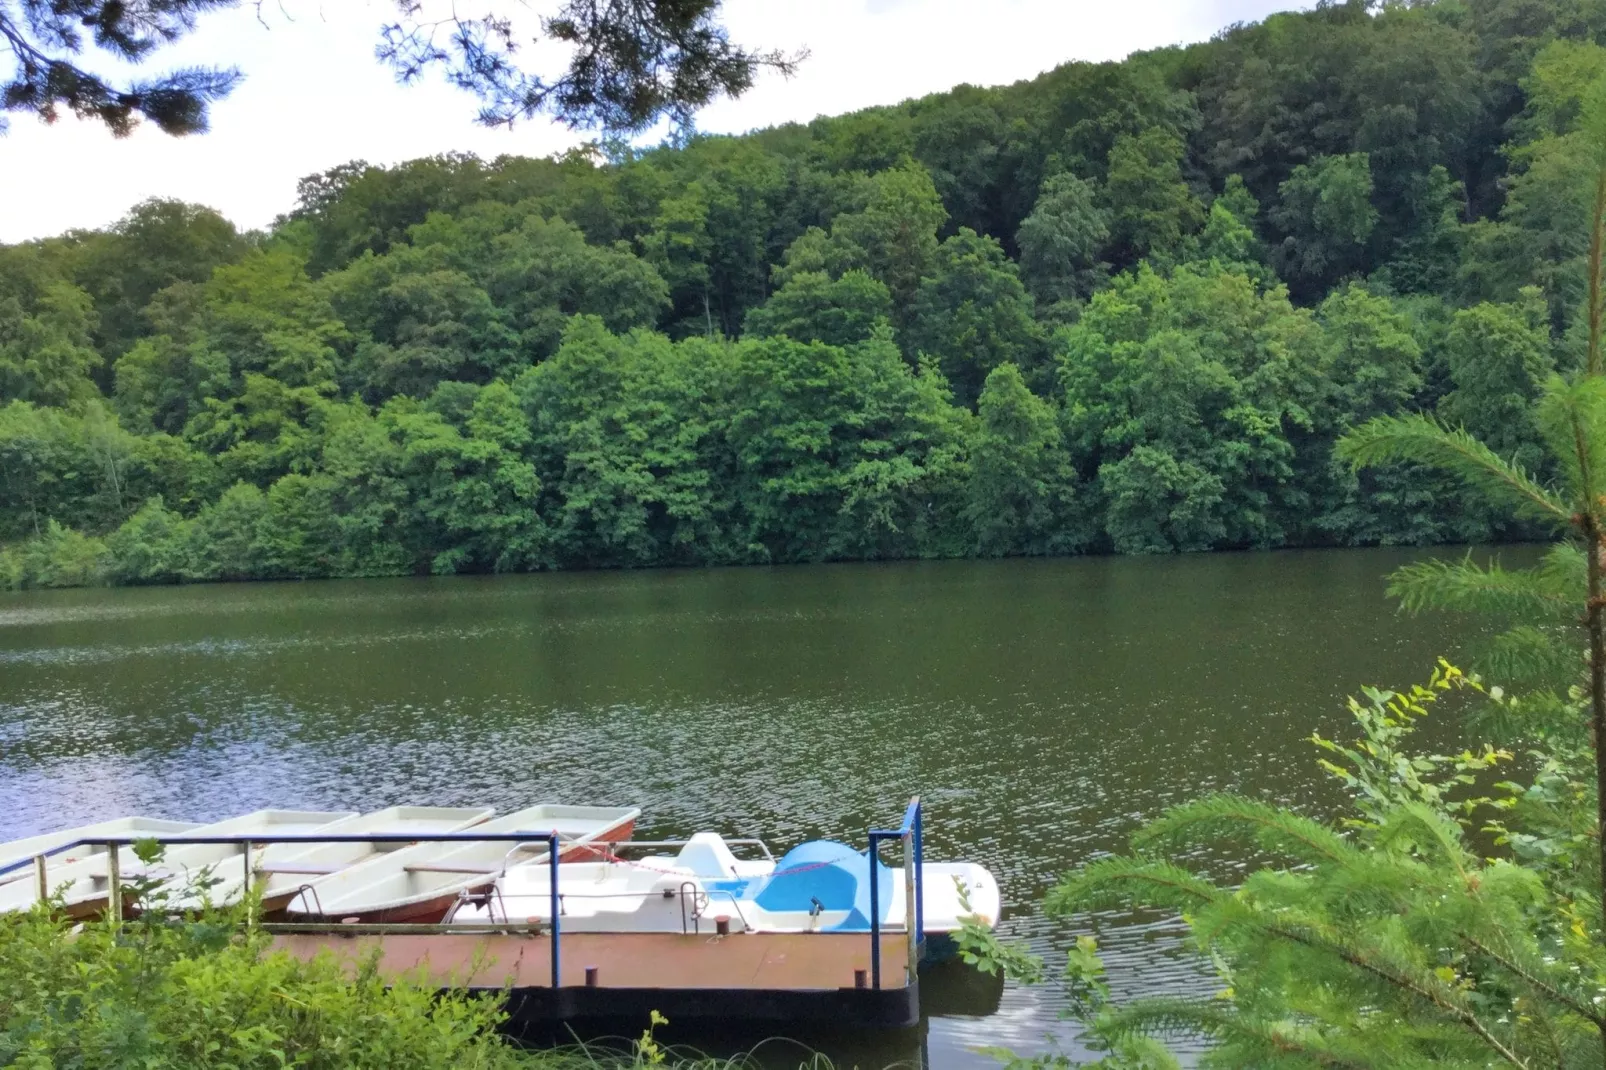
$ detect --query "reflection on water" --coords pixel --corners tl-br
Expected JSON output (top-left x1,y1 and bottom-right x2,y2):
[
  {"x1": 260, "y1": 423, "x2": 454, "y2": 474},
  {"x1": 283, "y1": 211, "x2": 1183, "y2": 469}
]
[{"x1": 0, "y1": 549, "x2": 1496, "y2": 1066}]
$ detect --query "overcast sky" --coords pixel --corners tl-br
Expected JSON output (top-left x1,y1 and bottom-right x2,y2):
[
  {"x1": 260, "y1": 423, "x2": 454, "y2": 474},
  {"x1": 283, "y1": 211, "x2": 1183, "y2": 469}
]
[{"x1": 0, "y1": 1, "x2": 1305, "y2": 244}]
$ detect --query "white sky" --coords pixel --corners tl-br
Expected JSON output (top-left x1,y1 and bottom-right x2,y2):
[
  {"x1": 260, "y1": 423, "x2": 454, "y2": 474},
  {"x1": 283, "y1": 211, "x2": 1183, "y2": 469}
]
[{"x1": 0, "y1": 1, "x2": 1304, "y2": 244}]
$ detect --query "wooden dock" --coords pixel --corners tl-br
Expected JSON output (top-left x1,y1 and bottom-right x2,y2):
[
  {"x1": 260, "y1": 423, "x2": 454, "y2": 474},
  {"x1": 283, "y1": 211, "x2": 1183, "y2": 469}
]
[
  {"x1": 271, "y1": 928, "x2": 919, "y2": 1027},
  {"x1": 5, "y1": 798, "x2": 931, "y2": 1029}
]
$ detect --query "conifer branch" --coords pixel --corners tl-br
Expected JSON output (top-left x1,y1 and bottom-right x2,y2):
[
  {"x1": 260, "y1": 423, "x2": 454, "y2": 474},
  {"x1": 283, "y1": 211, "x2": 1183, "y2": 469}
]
[
  {"x1": 1131, "y1": 794, "x2": 1361, "y2": 867},
  {"x1": 1268, "y1": 923, "x2": 1532, "y2": 1069},
  {"x1": 1044, "y1": 858, "x2": 1224, "y2": 915},
  {"x1": 1463, "y1": 933, "x2": 1606, "y2": 1029},
  {"x1": 1337, "y1": 414, "x2": 1571, "y2": 529},
  {"x1": 1095, "y1": 998, "x2": 1381, "y2": 1068},
  {"x1": 1388, "y1": 553, "x2": 1577, "y2": 619}
]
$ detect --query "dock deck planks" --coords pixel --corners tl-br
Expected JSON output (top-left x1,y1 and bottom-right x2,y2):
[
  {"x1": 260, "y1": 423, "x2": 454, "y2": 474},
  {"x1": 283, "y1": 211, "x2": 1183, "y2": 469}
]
[{"x1": 271, "y1": 929, "x2": 912, "y2": 992}]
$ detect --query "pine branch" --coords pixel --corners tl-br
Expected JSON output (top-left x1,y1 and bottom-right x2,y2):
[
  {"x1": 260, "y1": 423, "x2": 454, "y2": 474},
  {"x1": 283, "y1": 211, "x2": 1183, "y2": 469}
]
[
  {"x1": 1056, "y1": 853, "x2": 1533, "y2": 1067},
  {"x1": 1477, "y1": 625, "x2": 1584, "y2": 690},
  {"x1": 1462, "y1": 933, "x2": 1606, "y2": 1029},
  {"x1": 0, "y1": 2, "x2": 241, "y2": 135},
  {"x1": 1387, "y1": 554, "x2": 1577, "y2": 619},
  {"x1": 1266, "y1": 922, "x2": 1533, "y2": 1069},
  {"x1": 1095, "y1": 997, "x2": 1384, "y2": 1068},
  {"x1": 1336, "y1": 414, "x2": 1571, "y2": 529},
  {"x1": 1538, "y1": 375, "x2": 1606, "y2": 523},
  {"x1": 1369, "y1": 802, "x2": 1476, "y2": 881},
  {"x1": 1131, "y1": 794, "x2": 1362, "y2": 868},
  {"x1": 1044, "y1": 858, "x2": 1225, "y2": 916}
]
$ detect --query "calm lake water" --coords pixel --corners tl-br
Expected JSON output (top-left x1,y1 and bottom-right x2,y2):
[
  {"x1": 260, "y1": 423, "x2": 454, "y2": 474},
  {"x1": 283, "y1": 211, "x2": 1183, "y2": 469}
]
[{"x1": 0, "y1": 548, "x2": 1494, "y2": 1066}]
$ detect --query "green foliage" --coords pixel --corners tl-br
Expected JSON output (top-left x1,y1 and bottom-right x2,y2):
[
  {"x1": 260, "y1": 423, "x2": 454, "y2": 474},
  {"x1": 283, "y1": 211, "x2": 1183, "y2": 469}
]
[
  {"x1": 1016, "y1": 173, "x2": 1111, "y2": 313},
  {"x1": 743, "y1": 270, "x2": 892, "y2": 347},
  {"x1": 1057, "y1": 262, "x2": 1318, "y2": 552},
  {"x1": 1100, "y1": 129, "x2": 1204, "y2": 268},
  {"x1": 1439, "y1": 290, "x2": 1556, "y2": 470},
  {"x1": 967, "y1": 363, "x2": 1085, "y2": 556},
  {"x1": 0, "y1": 910, "x2": 531, "y2": 1067},
  {"x1": 71, "y1": 199, "x2": 252, "y2": 359},
  {"x1": 827, "y1": 162, "x2": 948, "y2": 312},
  {"x1": 8, "y1": 0, "x2": 1606, "y2": 586},
  {"x1": 1270, "y1": 153, "x2": 1379, "y2": 293},
  {"x1": 0, "y1": 521, "x2": 106, "y2": 591},
  {"x1": 952, "y1": 878, "x2": 1045, "y2": 984},
  {"x1": 905, "y1": 228, "x2": 1043, "y2": 406},
  {"x1": 0, "y1": 852, "x2": 840, "y2": 1070},
  {"x1": 0, "y1": 246, "x2": 102, "y2": 408},
  {"x1": 1042, "y1": 663, "x2": 1606, "y2": 1068},
  {"x1": 103, "y1": 497, "x2": 192, "y2": 584}
]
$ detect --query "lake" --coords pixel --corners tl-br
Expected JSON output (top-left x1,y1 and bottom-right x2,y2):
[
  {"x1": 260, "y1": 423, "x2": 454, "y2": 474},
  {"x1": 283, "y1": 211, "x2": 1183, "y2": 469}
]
[{"x1": 0, "y1": 548, "x2": 1489, "y2": 1066}]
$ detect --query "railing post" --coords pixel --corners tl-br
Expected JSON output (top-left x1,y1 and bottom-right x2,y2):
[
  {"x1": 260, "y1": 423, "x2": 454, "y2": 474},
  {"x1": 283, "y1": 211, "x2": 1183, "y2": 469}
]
[
  {"x1": 33, "y1": 854, "x2": 46, "y2": 906},
  {"x1": 903, "y1": 828, "x2": 918, "y2": 982},
  {"x1": 242, "y1": 841, "x2": 255, "y2": 925},
  {"x1": 913, "y1": 798, "x2": 924, "y2": 960},
  {"x1": 868, "y1": 832, "x2": 882, "y2": 990},
  {"x1": 548, "y1": 831, "x2": 561, "y2": 989},
  {"x1": 106, "y1": 843, "x2": 122, "y2": 923}
]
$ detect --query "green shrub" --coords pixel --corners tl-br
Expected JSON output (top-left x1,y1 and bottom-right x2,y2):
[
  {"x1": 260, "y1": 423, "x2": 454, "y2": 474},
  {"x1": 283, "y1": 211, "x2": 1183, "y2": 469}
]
[
  {"x1": 0, "y1": 521, "x2": 106, "y2": 591},
  {"x1": 0, "y1": 905, "x2": 532, "y2": 1069},
  {"x1": 103, "y1": 497, "x2": 192, "y2": 584}
]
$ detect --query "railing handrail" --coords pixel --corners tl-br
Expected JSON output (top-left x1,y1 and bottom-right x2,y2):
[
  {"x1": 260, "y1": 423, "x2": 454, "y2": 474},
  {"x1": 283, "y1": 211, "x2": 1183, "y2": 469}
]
[
  {"x1": 0, "y1": 830, "x2": 595, "y2": 882},
  {"x1": 9, "y1": 827, "x2": 567, "y2": 988}
]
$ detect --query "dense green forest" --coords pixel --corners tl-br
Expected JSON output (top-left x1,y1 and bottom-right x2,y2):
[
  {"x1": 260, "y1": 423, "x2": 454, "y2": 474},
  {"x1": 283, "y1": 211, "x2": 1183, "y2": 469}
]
[{"x1": 3, "y1": 0, "x2": 1605, "y2": 587}]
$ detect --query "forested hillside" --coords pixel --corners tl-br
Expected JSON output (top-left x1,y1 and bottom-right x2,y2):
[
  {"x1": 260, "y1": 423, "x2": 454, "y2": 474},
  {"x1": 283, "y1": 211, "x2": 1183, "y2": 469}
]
[{"x1": 3, "y1": 0, "x2": 1604, "y2": 587}]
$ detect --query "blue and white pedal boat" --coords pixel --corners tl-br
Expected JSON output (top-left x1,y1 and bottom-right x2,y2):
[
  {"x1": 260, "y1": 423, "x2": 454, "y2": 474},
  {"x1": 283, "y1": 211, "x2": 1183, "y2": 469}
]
[{"x1": 445, "y1": 831, "x2": 1000, "y2": 946}]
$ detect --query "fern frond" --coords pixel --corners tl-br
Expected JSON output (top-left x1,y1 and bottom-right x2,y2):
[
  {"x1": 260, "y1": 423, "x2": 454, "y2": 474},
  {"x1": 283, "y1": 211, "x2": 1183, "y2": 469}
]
[{"x1": 1337, "y1": 414, "x2": 1571, "y2": 528}]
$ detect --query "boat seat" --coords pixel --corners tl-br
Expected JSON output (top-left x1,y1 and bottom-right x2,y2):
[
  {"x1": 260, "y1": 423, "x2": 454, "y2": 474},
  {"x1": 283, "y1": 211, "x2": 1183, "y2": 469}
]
[{"x1": 673, "y1": 833, "x2": 741, "y2": 878}]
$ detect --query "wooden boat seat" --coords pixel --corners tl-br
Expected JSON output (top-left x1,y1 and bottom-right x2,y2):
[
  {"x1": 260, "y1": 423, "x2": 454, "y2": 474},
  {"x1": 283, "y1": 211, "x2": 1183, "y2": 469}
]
[{"x1": 401, "y1": 864, "x2": 499, "y2": 875}]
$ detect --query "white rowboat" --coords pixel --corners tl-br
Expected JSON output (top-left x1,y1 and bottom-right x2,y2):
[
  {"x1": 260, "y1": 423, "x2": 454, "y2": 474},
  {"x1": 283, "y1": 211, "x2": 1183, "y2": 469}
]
[
  {"x1": 0, "y1": 810, "x2": 355, "y2": 917},
  {"x1": 0, "y1": 818, "x2": 201, "y2": 886},
  {"x1": 168, "y1": 805, "x2": 496, "y2": 913},
  {"x1": 286, "y1": 804, "x2": 639, "y2": 923}
]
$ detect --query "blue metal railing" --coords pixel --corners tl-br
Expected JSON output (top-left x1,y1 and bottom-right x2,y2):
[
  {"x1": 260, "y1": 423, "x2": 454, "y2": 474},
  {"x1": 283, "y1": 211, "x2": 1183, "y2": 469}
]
[{"x1": 866, "y1": 796, "x2": 922, "y2": 990}]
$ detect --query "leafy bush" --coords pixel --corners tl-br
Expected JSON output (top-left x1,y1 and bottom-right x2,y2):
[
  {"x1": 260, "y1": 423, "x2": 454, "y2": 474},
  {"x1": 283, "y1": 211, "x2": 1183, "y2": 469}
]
[
  {"x1": 0, "y1": 521, "x2": 107, "y2": 591},
  {"x1": 0, "y1": 872, "x2": 841, "y2": 1070},
  {"x1": 0, "y1": 904, "x2": 532, "y2": 1069}
]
